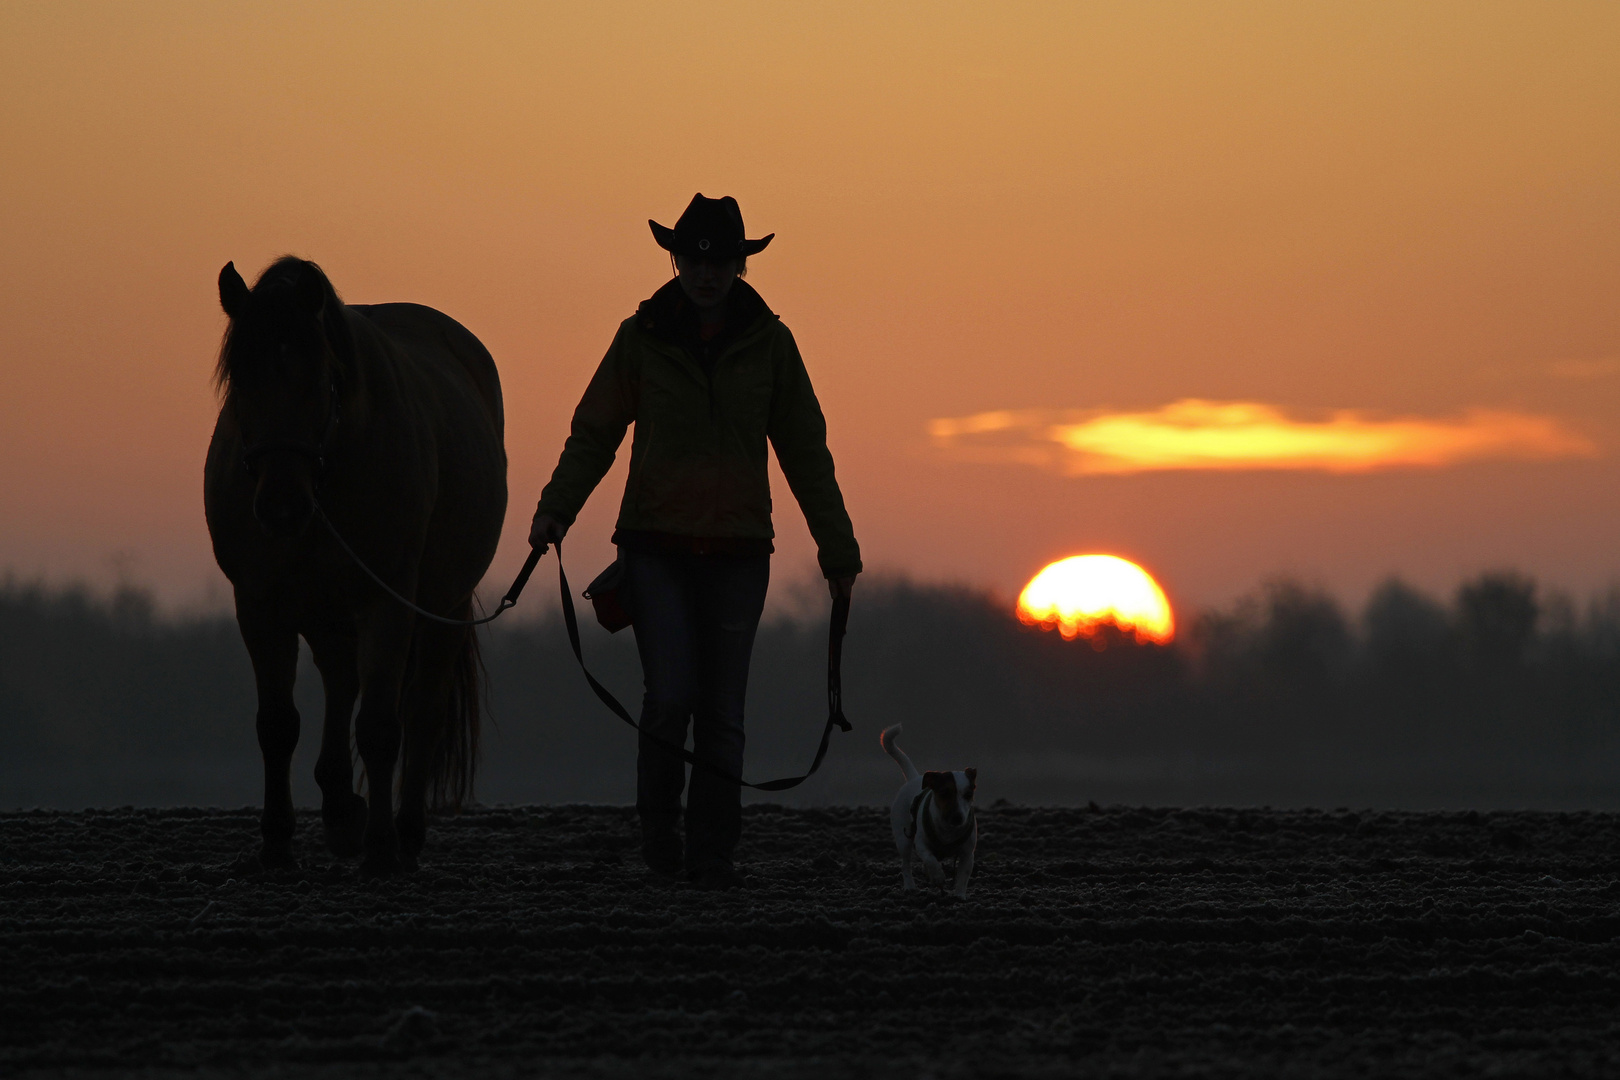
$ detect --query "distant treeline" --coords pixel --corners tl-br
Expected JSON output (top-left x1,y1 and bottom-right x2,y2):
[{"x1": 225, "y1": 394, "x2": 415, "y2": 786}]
[{"x1": 3, "y1": 571, "x2": 1620, "y2": 809}]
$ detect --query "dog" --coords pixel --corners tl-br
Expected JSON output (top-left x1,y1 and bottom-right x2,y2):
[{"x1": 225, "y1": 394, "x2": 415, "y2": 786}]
[{"x1": 881, "y1": 724, "x2": 978, "y2": 898}]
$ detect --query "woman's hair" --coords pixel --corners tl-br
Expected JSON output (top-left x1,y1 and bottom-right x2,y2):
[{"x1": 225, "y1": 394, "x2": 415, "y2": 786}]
[{"x1": 671, "y1": 254, "x2": 748, "y2": 278}]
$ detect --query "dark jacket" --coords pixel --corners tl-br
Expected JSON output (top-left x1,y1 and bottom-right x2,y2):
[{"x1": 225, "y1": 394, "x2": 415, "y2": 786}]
[{"x1": 536, "y1": 279, "x2": 861, "y2": 578}]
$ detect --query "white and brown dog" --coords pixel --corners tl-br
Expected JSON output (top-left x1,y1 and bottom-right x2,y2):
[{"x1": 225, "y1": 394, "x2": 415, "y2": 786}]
[{"x1": 881, "y1": 724, "x2": 977, "y2": 898}]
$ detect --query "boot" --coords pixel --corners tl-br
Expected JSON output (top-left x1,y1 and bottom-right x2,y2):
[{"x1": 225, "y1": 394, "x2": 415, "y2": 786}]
[{"x1": 640, "y1": 816, "x2": 683, "y2": 877}]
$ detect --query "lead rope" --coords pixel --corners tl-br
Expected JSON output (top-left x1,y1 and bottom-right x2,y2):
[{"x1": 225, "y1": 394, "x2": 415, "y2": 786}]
[
  {"x1": 316, "y1": 504, "x2": 853, "y2": 788},
  {"x1": 554, "y1": 539, "x2": 852, "y2": 792},
  {"x1": 315, "y1": 504, "x2": 543, "y2": 627}
]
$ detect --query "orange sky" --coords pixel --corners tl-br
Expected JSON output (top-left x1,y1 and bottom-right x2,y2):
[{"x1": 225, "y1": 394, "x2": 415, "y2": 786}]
[{"x1": 1, "y1": 2, "x2": 1617, "y2": 613}]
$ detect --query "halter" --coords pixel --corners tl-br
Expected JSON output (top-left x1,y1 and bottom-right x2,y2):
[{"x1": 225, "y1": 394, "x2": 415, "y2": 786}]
[{"x1": 239, "y1": 376, "x2": 341, "y2": 480}]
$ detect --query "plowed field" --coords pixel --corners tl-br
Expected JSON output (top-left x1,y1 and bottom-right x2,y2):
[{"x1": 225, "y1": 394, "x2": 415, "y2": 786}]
[{"x1": 4, "y1": 804, "x2": 1620, "y2": 1078}]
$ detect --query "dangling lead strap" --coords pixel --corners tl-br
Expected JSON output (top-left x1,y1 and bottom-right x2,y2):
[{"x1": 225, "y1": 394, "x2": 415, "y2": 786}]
[{"x1": 550, "y1": 541, "x2": 852, "y2": 791}]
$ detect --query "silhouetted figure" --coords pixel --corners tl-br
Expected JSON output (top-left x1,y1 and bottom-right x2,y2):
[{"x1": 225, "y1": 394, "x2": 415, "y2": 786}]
[
  {"x1": 206, "y1": 258, "x2": 506, "y2": 875},
  {"x1": 530, "y1": 195, "x2": 861, "y2": 888}
]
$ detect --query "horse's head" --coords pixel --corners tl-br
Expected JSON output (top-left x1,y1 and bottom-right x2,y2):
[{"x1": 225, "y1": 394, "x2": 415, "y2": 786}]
[{"x1": 216, "y1": 258, "x2": 353, "y2": 539}]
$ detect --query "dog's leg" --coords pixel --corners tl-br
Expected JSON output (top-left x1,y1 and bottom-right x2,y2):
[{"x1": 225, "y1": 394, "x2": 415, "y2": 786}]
[
  {"x1": 920, "y1": 850, "x2": 946, "y2": 886},
  {"x1": 901, "y1": 843, "x2": 917, "y2": 891},
  {"x1": 953, "y1": 847, "x2": 975, "y2": 899}
]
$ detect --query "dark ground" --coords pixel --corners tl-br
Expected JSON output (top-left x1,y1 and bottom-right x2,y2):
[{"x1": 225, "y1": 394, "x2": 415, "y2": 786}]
[{"x1": 4, "y1": 804, "x2": 1620, "y2": 1078}]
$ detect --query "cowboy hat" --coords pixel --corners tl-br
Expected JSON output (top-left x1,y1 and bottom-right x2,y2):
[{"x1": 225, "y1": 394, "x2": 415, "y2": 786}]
[{"x1": 649, "y1": 194, "x2": 774, "y2": 259}]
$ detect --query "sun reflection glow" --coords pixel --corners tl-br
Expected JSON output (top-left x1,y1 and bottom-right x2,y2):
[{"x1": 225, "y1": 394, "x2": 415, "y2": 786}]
[{"x1": 1017, "y1": 555, "x2": 1175, "y2": 645}]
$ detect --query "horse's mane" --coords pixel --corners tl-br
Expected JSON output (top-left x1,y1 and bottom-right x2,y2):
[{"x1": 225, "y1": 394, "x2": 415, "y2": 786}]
[{"x1": 215, "y1": 257, "x2": 353, "y2": 393}]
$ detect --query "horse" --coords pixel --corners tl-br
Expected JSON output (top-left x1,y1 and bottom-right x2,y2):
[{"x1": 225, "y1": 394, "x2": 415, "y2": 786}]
[{"x1": 204, "y1": 257, "x2": 507, "y2": 876}]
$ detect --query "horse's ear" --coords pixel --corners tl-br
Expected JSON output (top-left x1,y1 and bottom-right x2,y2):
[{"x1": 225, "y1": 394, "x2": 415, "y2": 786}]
[{"x1": 218, "y1": 262, "x2": 251, "y2": 321}]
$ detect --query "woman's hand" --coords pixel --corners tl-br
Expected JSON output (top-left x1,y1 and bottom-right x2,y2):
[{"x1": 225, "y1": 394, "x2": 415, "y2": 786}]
[
  {"x1": 828, "y1": 575, "x2": 856, "y2": 602},
  {"x1": 529, "y1": 511, "x2": 566, "y2": 549}
]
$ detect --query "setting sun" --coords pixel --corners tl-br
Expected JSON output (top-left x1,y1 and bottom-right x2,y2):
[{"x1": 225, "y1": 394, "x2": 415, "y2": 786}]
[{"x1": 1017, "y1": 555, "x2": 1175, "y2": 645}]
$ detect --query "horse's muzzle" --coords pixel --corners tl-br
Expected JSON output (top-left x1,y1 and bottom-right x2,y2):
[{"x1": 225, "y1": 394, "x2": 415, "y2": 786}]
[{"x1": 254, "y1": 488, "x2": 315, "y2": 538}]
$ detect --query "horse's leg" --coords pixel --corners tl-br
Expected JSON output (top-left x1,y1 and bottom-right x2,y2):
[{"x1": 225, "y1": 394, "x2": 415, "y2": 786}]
[
  {"x1": 306, "y1": 631, "x2": 366, "y2": 858},
  {"x1": 395, "y1": 621, "x2": 462, "y2": 870},
  {"x1": 236, "y1": 601, "x2": 301, "y2": 871},
  {"x1": 354, "y1": 613, "x2": 413, "y2": 877}
]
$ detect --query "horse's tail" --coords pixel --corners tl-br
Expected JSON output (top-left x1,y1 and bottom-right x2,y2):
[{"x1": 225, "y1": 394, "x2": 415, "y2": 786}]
[{"x1": 425, "y1": 621, "x2": 484, "y2": 810}]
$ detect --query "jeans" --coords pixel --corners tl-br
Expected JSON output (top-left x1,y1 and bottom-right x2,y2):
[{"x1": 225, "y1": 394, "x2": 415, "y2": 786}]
[{"x1": 624, "y1": 547, "x2": 770, "y2": 870}]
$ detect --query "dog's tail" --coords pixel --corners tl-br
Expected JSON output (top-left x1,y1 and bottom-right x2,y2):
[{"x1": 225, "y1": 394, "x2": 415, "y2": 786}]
[{"x1": 880, "y1": 724, "x2": 920, "y2": 782}]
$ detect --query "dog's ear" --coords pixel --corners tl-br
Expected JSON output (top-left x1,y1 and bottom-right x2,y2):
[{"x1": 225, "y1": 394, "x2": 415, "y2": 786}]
[
  {"x1": 963, "y1": 767, "x2": 978, "y2": 799},
  {"x1": 922, "y1": 771, "x2": 950, "y2": 794}
]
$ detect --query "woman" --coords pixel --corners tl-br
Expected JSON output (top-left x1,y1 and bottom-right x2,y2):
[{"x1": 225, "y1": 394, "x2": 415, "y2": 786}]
[{"x1": 530, "y1": 194, "x2": 861, "y2": 888}]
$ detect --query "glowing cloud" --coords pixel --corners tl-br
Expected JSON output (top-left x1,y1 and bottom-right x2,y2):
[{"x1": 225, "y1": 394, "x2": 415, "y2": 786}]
[
  {"x1": 929, "y1": 400, "x2": 1597, "y2": 475},
  {"x1": 1017, "y1": 555, "x2": 1174, "y2": 645}
]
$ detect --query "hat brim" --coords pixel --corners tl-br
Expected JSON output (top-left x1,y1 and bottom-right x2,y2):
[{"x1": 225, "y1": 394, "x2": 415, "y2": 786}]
[
  {"x1": 649, "y1": 219, "x2": 678, "y2": 252},
  {"x1": 649, "y1": 220, "x2": 773, "y2": 258}
]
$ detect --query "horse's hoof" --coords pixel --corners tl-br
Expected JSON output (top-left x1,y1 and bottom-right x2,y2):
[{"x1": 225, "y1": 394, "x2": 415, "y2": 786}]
[
  {"x1": 322, "y1": 795, "x2": 368, "y2": 858},
  {"x1": 396, "y1": 808, "x2": 426, "y2": 853},
  {"x1": 360, "y1": 852, "x2": 403, "y2": 878},
  {"x1": 325, "y1": 827, "x2": 363, "y2": 859}
]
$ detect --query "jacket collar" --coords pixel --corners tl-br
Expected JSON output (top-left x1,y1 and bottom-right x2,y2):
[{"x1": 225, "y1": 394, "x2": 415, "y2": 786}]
[{"x1": 636, "y1": 277, "x2": 774, "y2": 354}]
